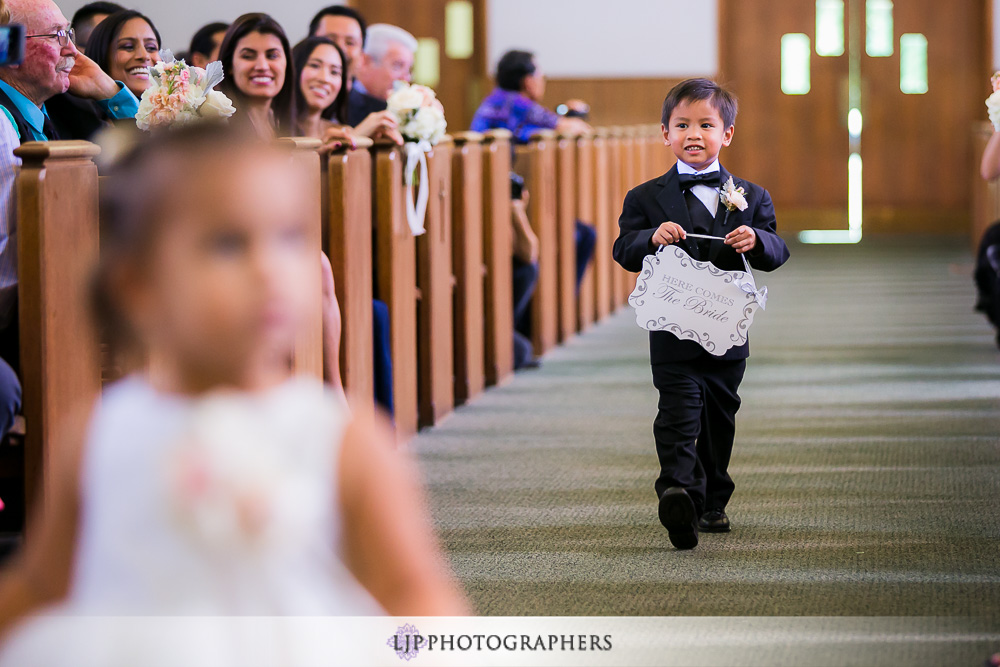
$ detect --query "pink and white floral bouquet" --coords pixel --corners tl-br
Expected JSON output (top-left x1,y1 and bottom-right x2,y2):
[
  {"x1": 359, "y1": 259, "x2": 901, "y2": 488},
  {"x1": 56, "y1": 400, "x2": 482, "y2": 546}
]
[{"x1": 135, "y1": 50, "x2": 235, "y2": 132}]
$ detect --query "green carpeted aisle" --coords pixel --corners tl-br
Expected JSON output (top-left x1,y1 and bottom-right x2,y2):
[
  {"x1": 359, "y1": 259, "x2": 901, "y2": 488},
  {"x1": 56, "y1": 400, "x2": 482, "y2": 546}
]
[{"x1": 412, "y1": 239, "x2": 1000, "y2": 626}]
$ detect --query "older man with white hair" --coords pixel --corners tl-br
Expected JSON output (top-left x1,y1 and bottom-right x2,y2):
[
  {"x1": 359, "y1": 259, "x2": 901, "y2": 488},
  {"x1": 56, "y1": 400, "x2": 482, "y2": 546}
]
[
  {"x1": 346, "y1": 23, "x2": 417, "y2": 127},
  {"x1": 0, "y1": 0, "x2": 139, "y2": 438}
]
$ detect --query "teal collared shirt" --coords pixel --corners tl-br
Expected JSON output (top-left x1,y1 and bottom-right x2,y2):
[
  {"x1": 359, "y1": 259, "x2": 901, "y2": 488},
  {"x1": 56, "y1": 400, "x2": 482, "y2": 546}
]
[{"x1": 0, "y1": 79, "x2": 139, "y2": 141}]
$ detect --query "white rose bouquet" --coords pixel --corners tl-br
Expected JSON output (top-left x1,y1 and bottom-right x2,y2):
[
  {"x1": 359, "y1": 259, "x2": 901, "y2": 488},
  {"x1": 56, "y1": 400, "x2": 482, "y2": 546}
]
[
  {"x1": 387, "y1": 81, "x2": 447, "y2": 145},
  {"x1": 135, "y1": 50, "x2": 235, "y2": 132},
  {"x1": 385, "y1": 81, "x2": 448, "y2": 235}
]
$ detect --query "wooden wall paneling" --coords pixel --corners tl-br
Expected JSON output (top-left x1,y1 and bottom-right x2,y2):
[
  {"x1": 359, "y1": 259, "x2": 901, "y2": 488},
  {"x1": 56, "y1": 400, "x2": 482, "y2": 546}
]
[
  {"x1": 481, "y1": 130, "x2": 514, "y2": 386},
  {"x1": 372, "y1": 144, "x2": 419, "y2": 439},
  {"x1": 15, "y1": 141, "x2": 102, "y2": 516},
  {"x1": 276, "y1": 138, "x2": 324, "y2": 380},
  {"x1": 417, "y1": 140, "x2": 456, "y2": 427},
  {"x1": 326, "y1": 139, "x2": 375, "y2": 405},
  {"x1": 353, "y1": 0, "x2": 488, "y2": 131},
  {"x1": 555, "y1": 134, "x2": 577, "y2": 342},
  {"x1": 541, "y1": 78, "x2": 688, "y2": 127},
  {"x1": 575, "y1": 134, "x2": 596, "y2": 331},
  {"x1": 514, "y1": 132, "x2": 558, "y2": 354},
  {"x1": 863, "y1": 0, "x2": 984, "y2": 235},
  {"x1": 592, "y1": 131, "x2": 613, "y2": 320},
  {"x1": 718, "y1": 0, "x2": 849, "y2": 233},
  {"x1": 450, "y1": 133, "x2": 487, "y2": 405}
]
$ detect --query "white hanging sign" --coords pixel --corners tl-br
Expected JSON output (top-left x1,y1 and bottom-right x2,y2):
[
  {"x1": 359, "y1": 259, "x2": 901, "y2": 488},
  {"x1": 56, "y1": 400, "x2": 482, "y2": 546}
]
[{"x1": 628, "y1": 242, "x2": 769, "y2": 356}]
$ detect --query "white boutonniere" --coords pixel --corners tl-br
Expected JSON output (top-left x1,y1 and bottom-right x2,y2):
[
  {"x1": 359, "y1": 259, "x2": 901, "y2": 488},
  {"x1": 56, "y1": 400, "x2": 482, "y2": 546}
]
[{"x1": 720, "y1": 176, "x2": 748, "y2": 212}]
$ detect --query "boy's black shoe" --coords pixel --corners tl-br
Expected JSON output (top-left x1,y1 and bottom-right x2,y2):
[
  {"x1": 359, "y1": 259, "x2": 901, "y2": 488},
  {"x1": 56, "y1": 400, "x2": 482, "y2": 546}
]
[
  {"x1": 658, "y1": 487, "x2": 698, "y2": 550},
  {"x1": 699, "y1": 509, "x2": 731, "y2": 533}
]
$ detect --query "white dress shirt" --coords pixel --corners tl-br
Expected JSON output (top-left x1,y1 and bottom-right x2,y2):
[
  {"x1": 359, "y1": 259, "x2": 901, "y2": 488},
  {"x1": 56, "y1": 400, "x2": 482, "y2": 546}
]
[{"x1": 676, "y1": 158, "x2": 721, "y2": 218}]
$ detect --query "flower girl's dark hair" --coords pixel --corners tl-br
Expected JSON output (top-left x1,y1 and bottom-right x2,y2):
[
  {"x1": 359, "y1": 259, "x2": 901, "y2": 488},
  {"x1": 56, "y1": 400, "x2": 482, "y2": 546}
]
[{"x1": 217, "y1": 13, "x2": 297, "y2": 137}]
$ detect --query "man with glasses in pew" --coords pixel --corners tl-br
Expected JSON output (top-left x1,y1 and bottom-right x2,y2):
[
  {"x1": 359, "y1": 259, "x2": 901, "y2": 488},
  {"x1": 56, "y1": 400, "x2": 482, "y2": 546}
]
[{"x1": 0, "y1": 0, "x2": 137, "y2": 450}]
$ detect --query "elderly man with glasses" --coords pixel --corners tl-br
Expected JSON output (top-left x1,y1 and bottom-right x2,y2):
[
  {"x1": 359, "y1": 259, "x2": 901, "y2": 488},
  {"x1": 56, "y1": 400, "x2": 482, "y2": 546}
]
[{"x1": 0, "y1": 0, "x2": 139, "y2": 442}]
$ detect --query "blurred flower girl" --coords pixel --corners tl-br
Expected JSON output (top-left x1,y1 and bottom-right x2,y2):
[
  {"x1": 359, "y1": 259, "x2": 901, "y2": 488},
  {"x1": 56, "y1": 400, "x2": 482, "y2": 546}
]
[{"x1": 0, "y1": 123, "x2": 467, "y2": 665}]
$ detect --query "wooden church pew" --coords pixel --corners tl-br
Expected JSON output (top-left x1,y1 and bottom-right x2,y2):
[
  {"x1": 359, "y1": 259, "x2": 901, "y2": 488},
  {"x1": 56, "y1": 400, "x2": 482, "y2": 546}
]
[
  {"x1": 618, "y1": 127, "x2": 640, "y2": 304},
  {"x1": 480, "y1": 130, "x2": 514, "y2": 387},
  {"x1": 514, "y1": 131, "x2": 558, "y2": 354},
  {"x1": 591, "y1": 129, "x2": 613, "y2": 321},
  {"x1": 450, "y1": 132, "x2": 487, "y2": 405},
  {"x1": 606, "y1": 127, "x2": 627, "y2": 310},
  {"x1": 575, "y1": 133, "x2": 596, "y2": 332},
  {"x1": 14, "y1": 141, "x2": 102, "y2": 515},
  {"x1": 555, "y1": 131, "x2": 578, "y2": 342},
  {"x1": 372, "y1": 143, "x2": 419, "y2": 439},
  {"x1": 417, "y1": 140, "x2": 455, "y2": 427},
  {"x1": 324, "y1": 137, "x2": 375, "y2": 404},
  {"x1": 276, "y1": 138, "x2": 324, "y2": 380}
]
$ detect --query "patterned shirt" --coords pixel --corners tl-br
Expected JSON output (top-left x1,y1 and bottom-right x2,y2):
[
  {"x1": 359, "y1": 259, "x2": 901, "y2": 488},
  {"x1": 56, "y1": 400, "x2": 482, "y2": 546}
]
[
  {"x1": 0, "y1": 81, "x2": 139, "y2": 330},
  {"x1": 470, "y1": 88, "x2": 560, "y2": 144}
]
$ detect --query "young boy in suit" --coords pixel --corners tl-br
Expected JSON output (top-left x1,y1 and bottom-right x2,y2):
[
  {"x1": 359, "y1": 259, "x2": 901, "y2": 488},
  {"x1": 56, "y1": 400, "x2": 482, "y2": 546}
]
[{"x1": 612, "y1": 78, "x2": 790, "y2": 550}]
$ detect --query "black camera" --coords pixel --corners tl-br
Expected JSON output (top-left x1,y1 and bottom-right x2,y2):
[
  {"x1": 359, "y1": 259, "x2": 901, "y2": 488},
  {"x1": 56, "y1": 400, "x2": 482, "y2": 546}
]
[{"x1": 0, "y1": 24, "x2": 25, "y2": 66}]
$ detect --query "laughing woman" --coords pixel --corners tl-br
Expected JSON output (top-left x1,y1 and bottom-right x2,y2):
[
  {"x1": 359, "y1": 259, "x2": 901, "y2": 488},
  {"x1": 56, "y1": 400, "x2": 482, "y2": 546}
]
[
  {"x1": 86, "y1": 10, "x2": 162, "y2": 100},
  {"x1": 218, "y1": 13, "x2": 296, "y2": 140}
]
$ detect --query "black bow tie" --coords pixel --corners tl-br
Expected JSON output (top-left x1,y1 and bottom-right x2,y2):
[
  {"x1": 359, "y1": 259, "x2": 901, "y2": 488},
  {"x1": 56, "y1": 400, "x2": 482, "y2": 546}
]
[{"x1": 678, "y1": 171, "x2": 721, "y2": 189}]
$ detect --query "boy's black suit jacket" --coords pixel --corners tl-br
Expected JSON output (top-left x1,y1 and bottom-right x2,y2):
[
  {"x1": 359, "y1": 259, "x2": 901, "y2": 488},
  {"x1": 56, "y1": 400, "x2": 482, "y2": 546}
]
[{"x1": 612, "y1": 164, "x2": 790, "y2": 365}]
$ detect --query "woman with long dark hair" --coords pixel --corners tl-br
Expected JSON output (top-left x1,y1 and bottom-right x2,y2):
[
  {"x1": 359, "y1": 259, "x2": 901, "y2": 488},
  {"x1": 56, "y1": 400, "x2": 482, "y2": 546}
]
[
  {"x1": 85, "y1": 9, "x2": 161, "y2": 100},
  {"x1": 292, "y1": 36, "x2": 349, "y2": 137},
  {"x1": 217, "y1": 13, "x2": 296, "y2": 139}
]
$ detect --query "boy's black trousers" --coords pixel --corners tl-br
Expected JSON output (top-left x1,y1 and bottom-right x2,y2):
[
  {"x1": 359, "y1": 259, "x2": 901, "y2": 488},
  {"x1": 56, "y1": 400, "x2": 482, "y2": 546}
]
[{"x1": 651, "y1": 357, "x2": 746, "y2": 515}]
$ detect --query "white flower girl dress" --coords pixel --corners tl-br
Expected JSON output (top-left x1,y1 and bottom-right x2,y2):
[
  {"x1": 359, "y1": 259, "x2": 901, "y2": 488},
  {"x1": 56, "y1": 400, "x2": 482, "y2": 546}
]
[{"x1": 0, "y1": 375, "x2": 382, "y2": 666}]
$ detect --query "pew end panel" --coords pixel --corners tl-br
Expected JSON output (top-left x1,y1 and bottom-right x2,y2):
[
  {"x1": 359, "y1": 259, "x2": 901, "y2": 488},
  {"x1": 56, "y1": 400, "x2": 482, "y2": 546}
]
[
  {"x1": 575, "y1": 134, "x2": 597, "y2": 332},
  {"x1": 555, "y1": 134, "x2": 578, "y2": 343},
  {"x1": 372, "y1": 144, "x2": 419, "y2": 440},
  {"x1": 606, "y1": 129, "x2": 628, "y2": 311},
  {"x1": 450, "y1": 133, "x2": 487, "y2": 405},
  {"x1": 417, "y1": 140, "x2": 456, "y2": 427},
  {"x1": 592, "y1": 131, "x2": 613, "y2": 321},
  {"x1": 481, "y1": 130, "x2": 514, "y2": 387},
  {"x1": 326, "y1": 138, "x2": 375, "y2": 405},
  {"x1": 515, "y1": 131, "x2": 558, "y2": 355},
  {"x1": 15, "y1": 141, "x2": 103, "y2": 518},
  {"x1": 617, "y1": 129, "x2": 640, "y2": 305}
]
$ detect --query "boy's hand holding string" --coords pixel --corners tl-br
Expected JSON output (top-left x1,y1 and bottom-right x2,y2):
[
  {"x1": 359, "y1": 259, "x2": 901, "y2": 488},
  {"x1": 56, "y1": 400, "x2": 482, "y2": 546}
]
[{"x1": 651, "y1": 221, "x2": 758, "y2": 254}]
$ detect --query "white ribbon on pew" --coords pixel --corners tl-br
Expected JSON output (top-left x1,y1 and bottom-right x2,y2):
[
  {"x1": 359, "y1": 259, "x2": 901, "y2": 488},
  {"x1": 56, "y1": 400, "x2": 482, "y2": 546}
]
[{"x1": 403, "y1": 140, "x2": 432, "y2": 236}]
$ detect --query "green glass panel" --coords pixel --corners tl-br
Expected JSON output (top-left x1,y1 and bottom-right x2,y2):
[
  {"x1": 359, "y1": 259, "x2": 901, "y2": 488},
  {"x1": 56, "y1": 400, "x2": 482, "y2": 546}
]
[
  {"x1": 866, "y1": 0, "x2": 894, "y2": 57},
  {"x1": 445, "y1": 1, "x2": 474, "y2": 60},
  {"x1": 413, "y1": 38, "x2": 440, "y2": 87},
  {"x1": 816, "y1": 0, "x2": 845, "y2": 56},
  {"x1": 900, "y1": 33, "x2": 928, "y2": 94},
  {"x1": 781, "y1": 33, "x2": 811, "y2": 95}
]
